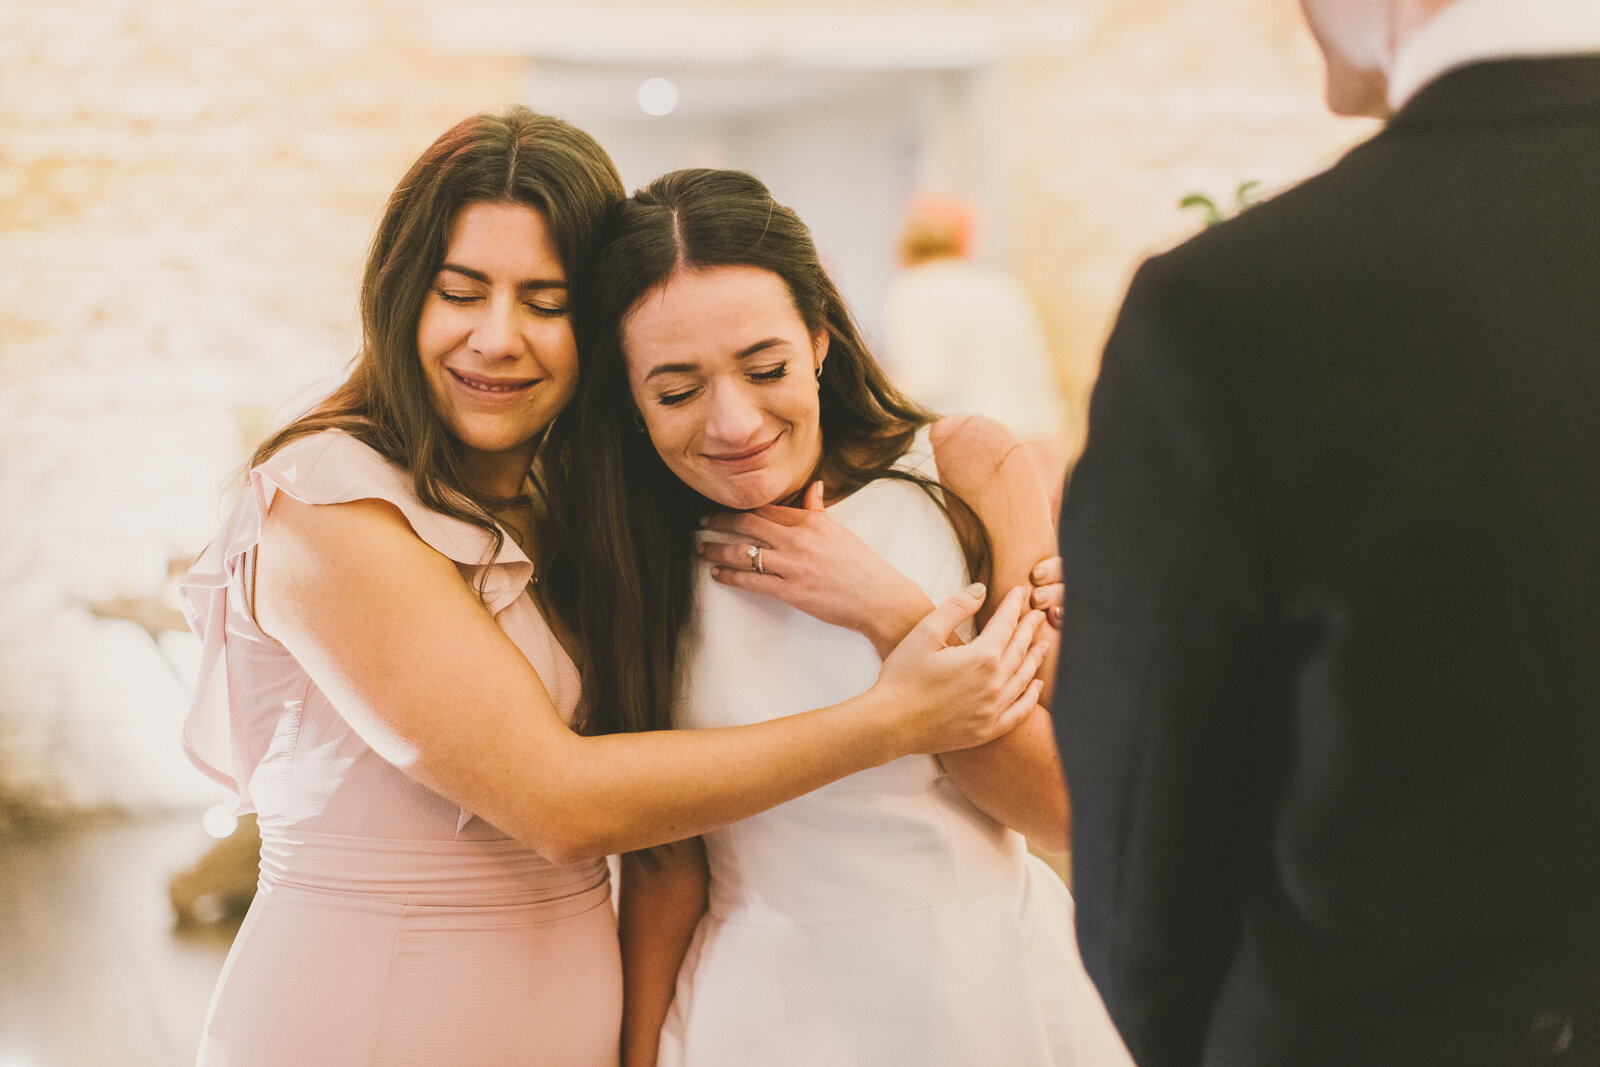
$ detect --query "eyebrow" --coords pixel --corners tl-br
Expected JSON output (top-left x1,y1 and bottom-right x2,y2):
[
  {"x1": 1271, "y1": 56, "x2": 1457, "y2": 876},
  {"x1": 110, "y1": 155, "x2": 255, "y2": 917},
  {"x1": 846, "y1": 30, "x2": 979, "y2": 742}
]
[
  {"x1": 642, "y1": 338, "x2": 790, "y2": 383},
  {"x1": 438, "y1": 263, "x2": 567, "y2": 291}
]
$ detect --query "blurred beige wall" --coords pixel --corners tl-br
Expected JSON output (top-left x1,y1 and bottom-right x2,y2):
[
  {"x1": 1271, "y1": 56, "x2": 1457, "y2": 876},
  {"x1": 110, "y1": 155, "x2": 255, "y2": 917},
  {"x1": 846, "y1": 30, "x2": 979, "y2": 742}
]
[
  {"x1": 0, "y1": 0, "x2": 1375, "y2": 817},
  {"x1": 0, "y1": 0, "x2": 525, "y2": 819}
]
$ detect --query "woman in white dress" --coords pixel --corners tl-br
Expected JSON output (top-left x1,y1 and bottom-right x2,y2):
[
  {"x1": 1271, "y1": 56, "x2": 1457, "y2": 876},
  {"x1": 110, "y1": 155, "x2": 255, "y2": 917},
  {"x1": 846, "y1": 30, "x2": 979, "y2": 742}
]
[{"x1": 546, "y1": 169, "x2": 1132, "y2": 1066}]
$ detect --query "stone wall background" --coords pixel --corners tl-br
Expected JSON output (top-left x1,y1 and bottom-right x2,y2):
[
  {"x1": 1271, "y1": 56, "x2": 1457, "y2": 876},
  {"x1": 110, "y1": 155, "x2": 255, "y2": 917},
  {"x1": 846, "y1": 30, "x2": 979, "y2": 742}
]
[{"x1": 0, "y1": 0, "x2": 1375, "y2": 819}]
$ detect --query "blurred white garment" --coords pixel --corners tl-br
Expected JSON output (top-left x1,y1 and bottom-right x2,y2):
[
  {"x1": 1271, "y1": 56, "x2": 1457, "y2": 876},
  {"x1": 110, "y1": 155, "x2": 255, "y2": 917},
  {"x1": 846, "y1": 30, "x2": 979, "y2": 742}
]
[
  {"x1": 883, "y1": 258, "x2": 1065, "y2": 444},
  {"x1": 1387, "y1": 0, "x2": 1600, "y2": 111}
]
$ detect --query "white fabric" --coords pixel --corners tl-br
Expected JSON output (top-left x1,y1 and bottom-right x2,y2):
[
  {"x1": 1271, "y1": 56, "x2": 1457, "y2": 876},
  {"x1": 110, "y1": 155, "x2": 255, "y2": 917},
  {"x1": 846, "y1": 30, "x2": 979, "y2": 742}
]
[
  {"x1": 657, "y1": 427, "x2": 1131, "y2": 1067},
  {"x1": 1389, "y1": 0, "x2": 1600, "y2": 111},
  {"x1": 882, "y1": 259, "x2": 1065, "y2": 443}
]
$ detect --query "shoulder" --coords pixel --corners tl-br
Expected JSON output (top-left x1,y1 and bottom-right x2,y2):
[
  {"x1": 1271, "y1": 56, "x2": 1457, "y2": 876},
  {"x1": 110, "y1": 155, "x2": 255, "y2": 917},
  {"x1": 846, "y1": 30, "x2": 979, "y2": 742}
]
[
  {"x1": 927, "y1": 415, "x2": 1028, "y2": 497},
  {"x1": 254, "y1": 429, "x2": 525, "y2": 590},
  {"x1": 1153, "y1": 131, "x2": 1390, "y2": 299},
  {"x1": 254, "y1": 429, "x2": 410, "y2": 503}
]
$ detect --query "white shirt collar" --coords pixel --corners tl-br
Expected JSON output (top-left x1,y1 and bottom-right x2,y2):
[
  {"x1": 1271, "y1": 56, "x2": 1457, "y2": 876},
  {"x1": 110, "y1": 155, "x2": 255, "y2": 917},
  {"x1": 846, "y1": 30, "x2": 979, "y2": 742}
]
[{"x1": 1389, "y1": 0, "x2": 1600, "y2": 112}]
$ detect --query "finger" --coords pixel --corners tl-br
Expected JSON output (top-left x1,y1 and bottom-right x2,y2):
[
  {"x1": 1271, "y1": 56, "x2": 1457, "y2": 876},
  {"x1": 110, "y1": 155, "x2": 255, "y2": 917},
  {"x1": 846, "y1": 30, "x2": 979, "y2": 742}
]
[
  {"x1": 709, "y1": 566, "x2": 789, "y2": 596},
  {"x1": 993, "y1": 639, "x2": 1048, "y2": 717},
  {"x1": 753, "y1": 503, "x2": 811, "y2": 526},
  {"x1": 703, "y1": 510, "x2": 789, "y2": 540},
  {"x1": 803, "y1": 480, "x2": 826, "y2": 512},
  {"x1": 999, "y1": 608, "x2": 1046, "y2": 678},
  {"x1": 1030, "y1": 555, "x2": 1062, "y2": 586},
  {"x1": 903, "y1": 582, "x2": 988, "y2": 652},
  {"x1": 994, "y1": 679, "x2": 1044, "y2": 739},
  {"x1": 699, "y1": 541, "x2": 783, "y2": 576},
  {"x1": 967, "y1": 585, "x2": 1027, "y2": 655},
  {"x1": 1048, "y1": 605, "x2": 1063, "y2": 630},
  {"x1": 1030, "y1": 582, "x2": 1064, "y2": 611}
]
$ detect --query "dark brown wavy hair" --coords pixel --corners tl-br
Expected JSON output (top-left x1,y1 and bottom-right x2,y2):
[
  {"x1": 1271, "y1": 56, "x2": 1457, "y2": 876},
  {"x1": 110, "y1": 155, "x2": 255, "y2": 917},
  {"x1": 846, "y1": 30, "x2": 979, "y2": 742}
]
[
  {"x1": 251, "y1": 106, "x2": 624, "y2": 560},
  {"x1": 545, "y1": 168, "x2": 990, "y2": 739}
]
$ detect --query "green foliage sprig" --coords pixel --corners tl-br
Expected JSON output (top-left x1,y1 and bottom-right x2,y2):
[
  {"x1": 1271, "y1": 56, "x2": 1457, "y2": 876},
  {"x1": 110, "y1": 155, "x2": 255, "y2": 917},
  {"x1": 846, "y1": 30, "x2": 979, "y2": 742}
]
[{"x1": 1179, "y1": 180, "x2": 1261, "y2": 228}]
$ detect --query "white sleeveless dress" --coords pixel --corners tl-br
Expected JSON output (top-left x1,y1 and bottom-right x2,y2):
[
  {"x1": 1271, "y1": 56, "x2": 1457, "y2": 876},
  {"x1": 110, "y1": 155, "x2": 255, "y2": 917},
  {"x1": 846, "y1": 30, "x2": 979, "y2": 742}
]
[{"x1": 657, "y1": 427, "x2": 1132, "y2": 1066}]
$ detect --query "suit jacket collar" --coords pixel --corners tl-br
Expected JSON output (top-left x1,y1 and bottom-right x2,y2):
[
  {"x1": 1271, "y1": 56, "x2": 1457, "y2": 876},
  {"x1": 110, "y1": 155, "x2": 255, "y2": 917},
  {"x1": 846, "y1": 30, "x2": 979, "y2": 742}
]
[{"x1": 1387, "y1": 53, "x2": 1600, "y2": 131}]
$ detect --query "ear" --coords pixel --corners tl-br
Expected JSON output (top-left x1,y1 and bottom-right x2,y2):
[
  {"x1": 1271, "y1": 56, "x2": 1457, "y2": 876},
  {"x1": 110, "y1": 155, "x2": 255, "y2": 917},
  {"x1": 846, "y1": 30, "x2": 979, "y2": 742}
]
[{"x1": 811, "y1": 327, "x2": 830, "y2": 375}]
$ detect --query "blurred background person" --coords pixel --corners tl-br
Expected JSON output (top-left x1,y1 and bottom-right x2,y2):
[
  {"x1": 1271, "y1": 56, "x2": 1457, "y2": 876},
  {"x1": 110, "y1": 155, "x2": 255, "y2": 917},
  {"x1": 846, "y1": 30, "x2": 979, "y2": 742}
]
[{"x1": 883, "y1": 192, "x2": 1069, "y2": 510}]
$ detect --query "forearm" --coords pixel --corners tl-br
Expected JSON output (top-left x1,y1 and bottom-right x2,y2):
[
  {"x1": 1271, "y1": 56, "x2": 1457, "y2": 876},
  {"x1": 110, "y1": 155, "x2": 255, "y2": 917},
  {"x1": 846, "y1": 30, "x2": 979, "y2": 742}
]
[
  {"x1": 620, "y1": 842, "x2": 709, "y2": 1067},
  {"x1": 462, "y1": 688, "x2": 904, "y2": 864},
  {"x1": 936, "y1": 704, "x2": 1068, "y2": 851},
  {"x1": 860, "y1": 584, "x2": 936, "y2": 659}
]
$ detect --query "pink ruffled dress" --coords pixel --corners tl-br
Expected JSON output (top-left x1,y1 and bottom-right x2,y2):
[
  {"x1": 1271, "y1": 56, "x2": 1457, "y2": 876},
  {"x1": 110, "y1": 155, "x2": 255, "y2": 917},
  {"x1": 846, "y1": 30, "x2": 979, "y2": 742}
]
[{"x1": 179, "y1": 430, "x2": 620, "y2": 1067}]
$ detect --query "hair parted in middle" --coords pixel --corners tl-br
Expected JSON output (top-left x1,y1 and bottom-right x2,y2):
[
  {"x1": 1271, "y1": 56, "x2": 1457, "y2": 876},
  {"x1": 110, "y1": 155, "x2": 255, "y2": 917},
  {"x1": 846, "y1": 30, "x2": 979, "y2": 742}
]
[
  {"x1": 545, "y1": 167, "x2": 991, "y2": 740},
  {"x1": 250, "y1": 105, "x2": 625, "y2": 565}
]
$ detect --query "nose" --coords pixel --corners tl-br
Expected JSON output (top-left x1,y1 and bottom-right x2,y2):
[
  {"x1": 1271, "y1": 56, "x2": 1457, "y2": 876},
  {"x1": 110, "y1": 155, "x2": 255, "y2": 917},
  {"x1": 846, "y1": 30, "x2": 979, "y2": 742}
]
[
  {"x1": 703, "y1": 382, "x2": 764, "y2": 447},
  {"x1": 468, "y1": 297, "x2": 521, "y2": 361}
]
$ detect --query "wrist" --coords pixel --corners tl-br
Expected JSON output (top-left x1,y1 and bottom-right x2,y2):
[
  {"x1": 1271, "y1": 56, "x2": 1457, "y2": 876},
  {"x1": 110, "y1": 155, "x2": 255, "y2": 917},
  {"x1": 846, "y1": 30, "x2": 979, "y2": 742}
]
[
  {"x1": 861, "y1": 585, "x2": 936, "y2": 660},
  {"x1": 838, "y1": 685, "x2": 908, "y2": 766}
]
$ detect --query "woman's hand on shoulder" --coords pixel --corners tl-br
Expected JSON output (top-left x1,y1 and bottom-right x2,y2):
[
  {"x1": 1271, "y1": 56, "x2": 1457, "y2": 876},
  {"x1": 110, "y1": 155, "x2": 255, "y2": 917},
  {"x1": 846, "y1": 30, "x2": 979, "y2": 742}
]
[{"x1": 699, "y1": 481, "x2": 933, "y2": 658}]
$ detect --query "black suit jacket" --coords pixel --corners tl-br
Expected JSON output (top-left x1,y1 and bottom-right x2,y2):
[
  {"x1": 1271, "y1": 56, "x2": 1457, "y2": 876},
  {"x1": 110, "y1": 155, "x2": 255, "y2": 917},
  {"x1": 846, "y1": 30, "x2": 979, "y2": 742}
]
[{"x1": 1053, "y1": 56, "x2": 1600, "y2": 1067}]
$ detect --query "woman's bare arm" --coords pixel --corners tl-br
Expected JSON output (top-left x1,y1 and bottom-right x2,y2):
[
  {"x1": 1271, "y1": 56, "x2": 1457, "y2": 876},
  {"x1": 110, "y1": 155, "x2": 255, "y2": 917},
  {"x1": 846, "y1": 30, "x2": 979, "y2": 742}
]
[
  {"x1": 619, "y1": 841, "x2": 709, "y2": 1067},
  {"x1": 253, "y1": 494, "x2": 1045, "y2": 865},
  {"x1": 928, "y1": 414, "x2": 1069, "y2": 851}
]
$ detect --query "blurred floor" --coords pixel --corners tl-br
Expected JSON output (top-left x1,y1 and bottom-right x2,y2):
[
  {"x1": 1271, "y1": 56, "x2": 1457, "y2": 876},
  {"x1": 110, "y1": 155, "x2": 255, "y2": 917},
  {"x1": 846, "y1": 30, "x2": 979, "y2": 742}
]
[{"x1": 0, "y1": 812, "x2": 234, "y2": 1067}]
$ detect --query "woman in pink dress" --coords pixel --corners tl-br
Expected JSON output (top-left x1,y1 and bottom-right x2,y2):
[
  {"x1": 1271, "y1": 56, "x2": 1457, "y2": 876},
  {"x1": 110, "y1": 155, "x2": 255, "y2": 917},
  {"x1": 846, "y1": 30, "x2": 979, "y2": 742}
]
[{"x1": 180, "y1": 108, "x2": 1050, "y2": 1067}]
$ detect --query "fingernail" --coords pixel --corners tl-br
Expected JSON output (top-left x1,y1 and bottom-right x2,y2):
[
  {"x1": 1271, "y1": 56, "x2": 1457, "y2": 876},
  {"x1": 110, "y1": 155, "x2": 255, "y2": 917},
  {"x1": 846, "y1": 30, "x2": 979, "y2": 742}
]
[
  {"x1": 1049, "y1": 606, "x2": 1063, "y2": 625},
  {"x1": 965, "y1": 582, "x2": 985, "y2": 598},
  {"x1": 1030, "y1": 566, "x2": 1044, "y2": 582},
  {"x1": 1030, "y1": 589, "x2": 1045, "y2": 606}
]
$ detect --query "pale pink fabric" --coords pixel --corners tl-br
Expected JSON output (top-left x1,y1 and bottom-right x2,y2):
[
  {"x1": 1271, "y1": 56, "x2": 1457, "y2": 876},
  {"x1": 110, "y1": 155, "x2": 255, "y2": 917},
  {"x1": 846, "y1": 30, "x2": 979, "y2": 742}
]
[{"x1": 180, "y1": 431, "x2": 620, "y2": 1067}]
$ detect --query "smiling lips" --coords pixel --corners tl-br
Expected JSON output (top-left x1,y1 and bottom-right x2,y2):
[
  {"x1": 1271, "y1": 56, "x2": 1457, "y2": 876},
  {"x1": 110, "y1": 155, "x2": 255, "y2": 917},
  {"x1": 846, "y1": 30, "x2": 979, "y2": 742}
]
[
  {"x1": 703, "y1": 436, "x2": 780, "y2": 470},
  {"x1": 448, "y1": 368, "x2": 538, "y2": 396}
]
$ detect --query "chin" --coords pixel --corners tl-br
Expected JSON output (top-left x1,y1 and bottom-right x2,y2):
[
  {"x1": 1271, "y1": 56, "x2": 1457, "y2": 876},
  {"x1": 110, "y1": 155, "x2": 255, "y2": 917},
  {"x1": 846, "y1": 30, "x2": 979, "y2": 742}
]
[
  {"x1": 1326, "y1": 67, "x2": 1392, "y2": 118},
  {"x1": 687, "y1": 475, "x2": 779, "y2": 512}
]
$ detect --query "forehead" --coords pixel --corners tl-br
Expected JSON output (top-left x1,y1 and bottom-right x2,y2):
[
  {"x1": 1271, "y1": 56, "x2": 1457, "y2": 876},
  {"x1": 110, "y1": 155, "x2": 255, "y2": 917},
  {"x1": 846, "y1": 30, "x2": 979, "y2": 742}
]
[
  {"x1": 444, "y1": 201, "x2": 564, "y2": 271},
  {"x1": 622, "y1": 266, "x2": 804, "y2": 359}
]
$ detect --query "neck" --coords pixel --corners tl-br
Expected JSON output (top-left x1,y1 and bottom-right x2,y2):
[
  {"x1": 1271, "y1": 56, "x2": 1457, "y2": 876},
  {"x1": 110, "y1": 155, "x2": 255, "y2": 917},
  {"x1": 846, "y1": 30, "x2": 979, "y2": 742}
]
[{"x1": 462, "y1": 447, "x2": 536, "y2": 502}]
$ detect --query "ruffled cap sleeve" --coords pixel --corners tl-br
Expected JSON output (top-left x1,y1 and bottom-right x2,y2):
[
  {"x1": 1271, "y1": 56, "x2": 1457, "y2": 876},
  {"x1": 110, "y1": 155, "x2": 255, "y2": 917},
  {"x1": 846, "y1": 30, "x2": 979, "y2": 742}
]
[{"x1": 177, "y1": 431, "x2": 533, "y2": 809}]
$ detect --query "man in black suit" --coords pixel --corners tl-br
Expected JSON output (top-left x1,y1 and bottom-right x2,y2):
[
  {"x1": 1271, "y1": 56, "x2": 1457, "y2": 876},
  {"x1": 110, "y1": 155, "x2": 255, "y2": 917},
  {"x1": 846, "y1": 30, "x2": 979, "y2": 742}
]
[{"x1": 1051, "y1": 2, "x2": 1600, "y2": 1064}]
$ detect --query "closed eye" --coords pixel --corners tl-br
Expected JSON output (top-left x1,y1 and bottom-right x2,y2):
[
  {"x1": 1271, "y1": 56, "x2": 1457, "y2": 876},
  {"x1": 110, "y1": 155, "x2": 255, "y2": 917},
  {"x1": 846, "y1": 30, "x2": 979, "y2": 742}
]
[
  {"x1": 748, "y1": 361, "x2": 789, "y2": 383},
  {"x1": 657, "y1": 387, "x2": 698, "y2": 407}
]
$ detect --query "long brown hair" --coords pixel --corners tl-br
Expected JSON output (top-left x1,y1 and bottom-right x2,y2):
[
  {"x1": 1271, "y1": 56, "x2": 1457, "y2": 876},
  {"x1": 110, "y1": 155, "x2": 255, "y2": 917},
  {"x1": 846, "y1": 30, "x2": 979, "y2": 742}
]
[
  {"x1": 545, "y1": 168, "x2": 991, "y2": 739},
  {"x1": 251, "y1": 106, "x2": 624, "y2": 558}
]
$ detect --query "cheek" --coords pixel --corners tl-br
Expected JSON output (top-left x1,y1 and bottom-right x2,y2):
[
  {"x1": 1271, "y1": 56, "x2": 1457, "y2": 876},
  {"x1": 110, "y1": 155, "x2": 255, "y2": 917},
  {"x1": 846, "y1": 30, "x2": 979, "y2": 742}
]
[{"x1": 781, "y1": 386, "x2": 823, "y2": 440}]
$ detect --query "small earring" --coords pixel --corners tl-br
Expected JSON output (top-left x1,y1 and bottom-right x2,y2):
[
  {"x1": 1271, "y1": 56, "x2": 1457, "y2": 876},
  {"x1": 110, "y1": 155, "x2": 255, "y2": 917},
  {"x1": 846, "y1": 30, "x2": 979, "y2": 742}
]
[
  {"x1": 814, "y1": 363, "x2": 824, "y2": 382},
  {"x1": 632, "y1": 413, "x2": 648, "y2": 436}
]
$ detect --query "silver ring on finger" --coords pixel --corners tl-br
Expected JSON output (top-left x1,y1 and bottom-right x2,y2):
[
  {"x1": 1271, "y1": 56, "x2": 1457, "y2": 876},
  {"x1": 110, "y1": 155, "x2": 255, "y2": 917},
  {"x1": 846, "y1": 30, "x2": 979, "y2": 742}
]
[{"x1": 746, "y1": 543, "x2": 766, "y2": 575}]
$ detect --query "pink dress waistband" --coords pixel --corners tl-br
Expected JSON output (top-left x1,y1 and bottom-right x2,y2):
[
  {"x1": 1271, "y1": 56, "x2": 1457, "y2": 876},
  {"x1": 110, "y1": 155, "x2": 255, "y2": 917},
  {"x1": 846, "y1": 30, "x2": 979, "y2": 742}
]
[{"x1": 258, "y1": 825, "x2": 608, "y2": 908}]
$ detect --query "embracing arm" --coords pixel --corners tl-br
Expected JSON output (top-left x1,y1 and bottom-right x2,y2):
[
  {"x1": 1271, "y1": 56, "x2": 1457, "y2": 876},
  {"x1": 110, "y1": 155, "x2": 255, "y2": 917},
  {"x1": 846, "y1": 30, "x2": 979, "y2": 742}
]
[
  {"x1": 928, "y1": 414, "x2": 1069, "y2": 851},
  {"x1": 253, "y1": 495, "x2": 1044, "y2": 865},
  {"x1": 619, "y1": 840, "x2": 709, "y2": 1067}
]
